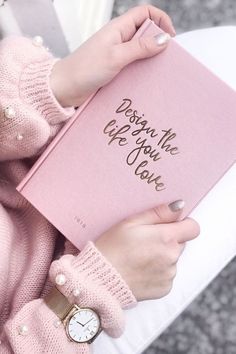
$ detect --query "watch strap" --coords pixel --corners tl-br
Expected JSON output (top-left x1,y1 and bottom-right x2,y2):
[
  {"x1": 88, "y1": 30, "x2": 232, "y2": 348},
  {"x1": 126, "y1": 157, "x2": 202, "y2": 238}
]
[{"x1": 44, "y1": 287, "x2": 74, "y2": 321}]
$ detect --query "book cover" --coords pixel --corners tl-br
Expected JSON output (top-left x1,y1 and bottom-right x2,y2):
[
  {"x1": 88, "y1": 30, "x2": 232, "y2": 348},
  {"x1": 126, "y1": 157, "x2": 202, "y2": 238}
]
[{"x1": 17, "y1": 19, "x2": 236, "y2": 250}]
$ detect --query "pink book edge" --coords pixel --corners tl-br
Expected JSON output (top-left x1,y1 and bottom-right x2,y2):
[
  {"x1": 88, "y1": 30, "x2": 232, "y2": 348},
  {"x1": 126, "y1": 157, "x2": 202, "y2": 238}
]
[{"x1": 17, "y1": 91, "x2": 96, "y2": 191}]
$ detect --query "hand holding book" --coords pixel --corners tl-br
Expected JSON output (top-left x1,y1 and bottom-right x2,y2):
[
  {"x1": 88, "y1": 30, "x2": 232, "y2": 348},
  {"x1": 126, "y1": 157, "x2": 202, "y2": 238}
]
[
  {"x1": 17, "y1": 7, "x2": 236, "y2": 303},
  {"x1": 50, "y1": 5, "x2": 175, "y2": 108},
  {"x1": 95, "y1": 199, "x2": 200, "y2": 301},
  {"x1": 47, "y1": 5, "x2": 200, "y2": 303}
]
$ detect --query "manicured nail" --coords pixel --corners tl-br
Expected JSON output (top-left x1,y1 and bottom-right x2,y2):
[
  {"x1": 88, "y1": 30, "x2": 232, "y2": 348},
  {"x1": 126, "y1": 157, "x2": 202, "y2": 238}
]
[
  {"x1": 154, "y1": 33, "x2": 171, "y2": 46},
  {"x1": 168, "y1": 199, "x2": 185, "y2": 212}
]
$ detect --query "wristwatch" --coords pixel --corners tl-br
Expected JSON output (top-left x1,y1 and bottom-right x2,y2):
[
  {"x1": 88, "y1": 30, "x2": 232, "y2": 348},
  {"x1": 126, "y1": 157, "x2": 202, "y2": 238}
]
[{"x1": 45, "y1": 287, "x2": 102, "y2": 344}]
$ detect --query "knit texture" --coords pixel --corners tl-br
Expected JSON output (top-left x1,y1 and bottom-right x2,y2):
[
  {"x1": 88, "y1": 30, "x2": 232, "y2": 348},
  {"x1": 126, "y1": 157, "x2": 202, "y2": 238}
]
[
  {"x1": 49, "y1": 242, "x2": 137, "y2": 337},
  {"x1": 0, "y1": 36, "x2": 137, "y2": 354}
]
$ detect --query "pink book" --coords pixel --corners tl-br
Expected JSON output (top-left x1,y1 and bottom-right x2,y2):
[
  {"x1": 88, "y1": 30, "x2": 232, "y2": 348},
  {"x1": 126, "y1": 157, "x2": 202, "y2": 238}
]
[{"x1": 17, "y1": 19, "x2": 236, "y2": 250}]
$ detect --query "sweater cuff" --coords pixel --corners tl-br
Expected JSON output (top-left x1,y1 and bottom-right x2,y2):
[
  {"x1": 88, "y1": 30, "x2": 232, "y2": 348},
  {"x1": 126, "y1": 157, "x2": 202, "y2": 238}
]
[
  {"x1": 71, "y1": 241, "x2": 137, "y2": 308},
  {"x1": 50, "y1": 241, "x2": 137, "y2": 309},
  {"x1": 49, "y1": 242, "x2": 137, "y2": 337},
  {"x1": 19, "y1": 57, "x2": 75, "y2": 125}
]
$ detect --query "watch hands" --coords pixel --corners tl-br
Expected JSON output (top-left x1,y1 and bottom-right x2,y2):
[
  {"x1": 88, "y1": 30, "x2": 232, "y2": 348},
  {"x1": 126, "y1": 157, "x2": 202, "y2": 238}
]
[
  {"x1": 76, "y1": 321, "x2": 85, "y2": 327},
  {"x1": 83, "y1": 318, "x2": 93, "y2": 327}
]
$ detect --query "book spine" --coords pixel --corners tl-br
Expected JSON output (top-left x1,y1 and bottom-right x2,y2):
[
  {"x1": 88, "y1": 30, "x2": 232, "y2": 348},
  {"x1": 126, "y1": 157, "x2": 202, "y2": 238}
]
[
  {"x1": 16, "y1": 18, "x2": 153, "y2": 192},
  {"x1": 17, "y1": 93, "x2": 96, "y2": 192}
]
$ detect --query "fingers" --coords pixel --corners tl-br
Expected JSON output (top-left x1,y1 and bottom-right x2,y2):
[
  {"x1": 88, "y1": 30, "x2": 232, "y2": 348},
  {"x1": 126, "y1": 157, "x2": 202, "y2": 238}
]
[
  {"x1": 179, "y1": 242, "x2": 186, "y2": 255},
  {"x1": 125, "y1": 200, "x2": 185, "y2": 226},
  {"x1": 159, "y1": 217, "x2": 201, "y2": 243},
  {"x1": 170, "y1": 243, "x2": 186, "y2": 264},
  {"x1": 176, "y1": 217, "x2": 200, "y2": 243},
  {"x1": 112, "y1": 5, "x2": 176, "y2": 42},
  {"x1": 113, "y1": 32, "x2": 170, "y2": 68}
]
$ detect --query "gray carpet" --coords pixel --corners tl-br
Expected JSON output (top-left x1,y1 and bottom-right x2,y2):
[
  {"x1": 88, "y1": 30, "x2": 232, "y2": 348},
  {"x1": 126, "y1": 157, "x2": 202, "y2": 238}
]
[{"x1": 113, "y1": 1, "x2": 236, "y2": 353}]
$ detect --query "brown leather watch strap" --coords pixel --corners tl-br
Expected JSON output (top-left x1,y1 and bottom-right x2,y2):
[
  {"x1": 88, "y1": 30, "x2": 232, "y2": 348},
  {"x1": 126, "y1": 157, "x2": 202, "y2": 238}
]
[{"x1": 44, "y1": 287, "x2": 74, "y2": 321}]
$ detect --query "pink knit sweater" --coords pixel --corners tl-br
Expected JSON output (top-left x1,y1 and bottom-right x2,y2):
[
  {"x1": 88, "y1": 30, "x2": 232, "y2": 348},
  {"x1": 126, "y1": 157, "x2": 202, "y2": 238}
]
[{"x1": 0, "y1": 35, "x2": 137, "y2": 354}]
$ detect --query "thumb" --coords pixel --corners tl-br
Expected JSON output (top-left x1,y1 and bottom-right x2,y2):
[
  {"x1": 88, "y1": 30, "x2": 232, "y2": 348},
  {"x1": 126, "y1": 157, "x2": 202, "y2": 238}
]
[
  {"x1": 115, "y1": 32, "x2": 171, "y2": 68},
  {"x1": 126, "y1": 199, "x2": 185, "y2": 225}
]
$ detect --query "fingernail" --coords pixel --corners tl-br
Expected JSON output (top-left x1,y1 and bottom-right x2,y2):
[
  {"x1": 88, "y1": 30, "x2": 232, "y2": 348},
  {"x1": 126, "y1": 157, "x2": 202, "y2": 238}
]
[
  {"x1": 154, "y1": 33, "x2": 171, "y2": 46},
  {"x1": 168, "y1": 199, "x2": 185, "y2": 212}
]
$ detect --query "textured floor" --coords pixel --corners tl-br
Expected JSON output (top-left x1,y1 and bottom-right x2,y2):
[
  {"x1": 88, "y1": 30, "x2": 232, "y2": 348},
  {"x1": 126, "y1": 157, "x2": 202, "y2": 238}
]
[{"x1": 113, "y1": 1, "x2": 236, "y2": 353}]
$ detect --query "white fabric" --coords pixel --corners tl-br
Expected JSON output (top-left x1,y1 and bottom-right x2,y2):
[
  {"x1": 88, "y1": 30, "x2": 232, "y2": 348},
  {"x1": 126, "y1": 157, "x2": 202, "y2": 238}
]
[
  {"x1": 93, "y1": 26, "x2": 236, "y2": 354},
  {"x1": 53, "y1": 0, "x2": 114, "y2": 51}
]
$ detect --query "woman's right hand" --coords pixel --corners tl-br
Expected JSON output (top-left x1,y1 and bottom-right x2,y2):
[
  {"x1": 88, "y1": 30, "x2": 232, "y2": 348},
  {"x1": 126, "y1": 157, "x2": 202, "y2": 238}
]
[{"x1": 95, "y1": 200, "x2": 200, "y2": 301}]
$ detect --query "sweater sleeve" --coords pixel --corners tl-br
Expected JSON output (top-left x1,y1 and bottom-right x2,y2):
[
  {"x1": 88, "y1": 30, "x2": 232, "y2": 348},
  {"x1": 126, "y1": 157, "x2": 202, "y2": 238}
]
[
  {"x1": 2, "y1": 242, "x2": 137, "y2": 354},
  {"x1": 0, "y1": 35, "x2": 75, "y2": 162},
  {"x1": 0, "y1": 35, "x2": 137, "y2": 353}
]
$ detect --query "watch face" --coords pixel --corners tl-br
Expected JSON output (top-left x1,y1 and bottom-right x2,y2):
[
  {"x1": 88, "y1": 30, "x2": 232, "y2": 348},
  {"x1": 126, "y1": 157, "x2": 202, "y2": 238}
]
[{"x1": 67, "y1": 308, "x2": 100, "y2": 343}]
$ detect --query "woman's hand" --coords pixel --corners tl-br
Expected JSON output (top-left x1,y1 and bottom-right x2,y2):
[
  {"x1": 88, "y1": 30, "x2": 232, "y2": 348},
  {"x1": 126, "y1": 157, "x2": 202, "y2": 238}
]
[
  {"x1": 95, "y1": 200, "x2": 200, "y2": 301},
  {"x1": 50, "y1": 5, "x2": 176, "y2": 107}
]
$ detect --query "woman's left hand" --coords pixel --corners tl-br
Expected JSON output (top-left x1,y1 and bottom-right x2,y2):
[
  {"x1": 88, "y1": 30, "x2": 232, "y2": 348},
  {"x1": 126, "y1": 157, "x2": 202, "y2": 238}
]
[{"x1": 50, "y1": 5, "x2": 176, "y2": 108}]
